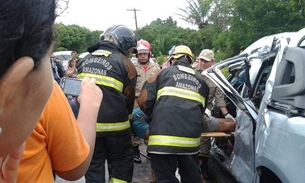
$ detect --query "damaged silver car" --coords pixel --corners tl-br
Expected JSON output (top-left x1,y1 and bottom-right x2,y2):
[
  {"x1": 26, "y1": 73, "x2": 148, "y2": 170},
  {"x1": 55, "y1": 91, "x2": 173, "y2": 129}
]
[{"x1": 203, "y1": 28, "x2": 305, "y2": 183}]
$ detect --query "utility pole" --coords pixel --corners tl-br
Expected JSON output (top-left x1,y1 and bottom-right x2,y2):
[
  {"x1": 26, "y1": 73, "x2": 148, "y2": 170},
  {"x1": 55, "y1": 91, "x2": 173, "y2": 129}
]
[{"x1": 127, "y1": 8, "x2": 140, "y2": 30}]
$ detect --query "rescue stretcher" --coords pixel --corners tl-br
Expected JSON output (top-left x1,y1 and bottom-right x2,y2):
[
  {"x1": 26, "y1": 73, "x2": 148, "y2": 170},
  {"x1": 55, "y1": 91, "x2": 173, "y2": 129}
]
[{"x1": 201, "y1": 132, "x2": 235, "y2": 137}]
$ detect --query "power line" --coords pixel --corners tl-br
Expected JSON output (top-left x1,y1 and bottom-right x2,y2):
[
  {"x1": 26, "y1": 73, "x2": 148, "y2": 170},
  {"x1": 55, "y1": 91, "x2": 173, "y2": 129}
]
[{"x1": 127, "y1": 8, "x2": 140, "y2": 30}]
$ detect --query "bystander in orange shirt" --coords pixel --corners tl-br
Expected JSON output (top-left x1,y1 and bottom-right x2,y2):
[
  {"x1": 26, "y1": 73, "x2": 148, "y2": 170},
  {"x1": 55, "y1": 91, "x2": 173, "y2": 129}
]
[{"x1": 17, "y1": 82, "x2": 89, "y2": 182}]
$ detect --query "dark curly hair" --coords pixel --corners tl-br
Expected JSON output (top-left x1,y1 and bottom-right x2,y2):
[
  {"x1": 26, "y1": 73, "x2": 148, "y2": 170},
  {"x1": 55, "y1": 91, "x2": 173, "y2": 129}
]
[{"x1": 0, "y1": 0, "x2": 56, "y2": 77}]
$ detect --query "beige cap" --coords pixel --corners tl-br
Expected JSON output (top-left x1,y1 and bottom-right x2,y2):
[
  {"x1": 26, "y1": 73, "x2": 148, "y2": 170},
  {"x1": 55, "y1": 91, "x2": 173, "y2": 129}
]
[{"x1": 198, "y1": 49, "x2": 214, "y2": 61}]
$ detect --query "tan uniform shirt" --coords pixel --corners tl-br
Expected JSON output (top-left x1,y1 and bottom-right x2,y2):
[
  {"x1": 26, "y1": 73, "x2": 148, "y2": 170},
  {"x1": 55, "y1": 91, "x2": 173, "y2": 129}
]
[
  {"x1": 134, "y1": 61, "x2": 161, "y2": 108},
  {"x1": 204, "y1": 77, "x2": 226, "y2": 110},
  {"x1": 197, "y1": 69, "x2": 226, "y2": 110}
]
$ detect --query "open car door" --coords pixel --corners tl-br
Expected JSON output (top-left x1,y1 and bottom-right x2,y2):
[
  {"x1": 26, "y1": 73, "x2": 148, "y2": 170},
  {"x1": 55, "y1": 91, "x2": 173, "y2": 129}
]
[
  {"x1": 203, "y1": 54, "x2": 258, "y2": 182},
  {"x1": 202, "y1": 35, "x2": 290, "y2": 182}
]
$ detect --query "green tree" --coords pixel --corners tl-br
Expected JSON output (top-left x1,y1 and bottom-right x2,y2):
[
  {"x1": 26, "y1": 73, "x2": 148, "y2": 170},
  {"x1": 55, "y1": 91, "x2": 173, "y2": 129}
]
[
  {"x1": 54, "y1": 0, "x2": 305, "y2": 62},
  {"x1": 54, "y1": 23, "x2": 101, "y2": 53},
  {"x1": 177, "y1": 0, "x2": 234, "y2": 60},
  {"x1": 135, "y1": 17, "x2": 201, "y2": 62},
  {"x1": 208, "y1": 0, "x2": 233, "y2": 30},
  {"x1": 227, "y1": 0, "x2": 305, "y2": 56},
  {"x1": 177, "y1": 0, "x2": 212, "y2": 29}
]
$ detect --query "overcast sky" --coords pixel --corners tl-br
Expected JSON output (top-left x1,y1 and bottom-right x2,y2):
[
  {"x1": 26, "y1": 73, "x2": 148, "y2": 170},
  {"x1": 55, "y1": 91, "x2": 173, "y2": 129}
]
[{"x1": 55, "y1": 0, "x2": 197, "y2": 31}]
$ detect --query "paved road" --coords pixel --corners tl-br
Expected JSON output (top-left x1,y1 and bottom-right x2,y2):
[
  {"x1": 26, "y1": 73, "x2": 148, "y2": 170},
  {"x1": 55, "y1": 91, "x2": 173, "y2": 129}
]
[{"x1": 56, "y1": 143, "x2": 152, "y2": 183}]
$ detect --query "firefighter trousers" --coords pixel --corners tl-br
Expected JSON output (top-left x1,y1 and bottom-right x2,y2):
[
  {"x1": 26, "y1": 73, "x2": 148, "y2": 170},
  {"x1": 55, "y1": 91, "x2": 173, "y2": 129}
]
[
  {"x1": 85, "y1": 133, "x2": 134, "y2": 183},
  {"x1": 150, "y1": 153, "x2": 201, "y2": 183}
]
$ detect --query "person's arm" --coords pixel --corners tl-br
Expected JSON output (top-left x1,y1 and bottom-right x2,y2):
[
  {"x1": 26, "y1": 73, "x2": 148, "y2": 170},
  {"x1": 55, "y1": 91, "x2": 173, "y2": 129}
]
[
  {"x1": 137, "y1": 73, "x2": 158, "y2": 117},
  {"x1": 131, "y1": 108, "x2": 150, "y2": 139},
  {"x1": 214, "y1": 86, "x2": 227, "y2": 115},
  {"x1": 217, "y1": 118, "x2": 236, "y2": 132},
  {"x1": 219, "y1": 106, "x2": 235, "y2": 121},
  {"x1": 123, "y1": 56, "x2": 137, "y2": 116},
  {"x1": 131, "y1": 120, "x2": 149, "y2": 139},
  {"x1": 219, "y1": 106, "x2": 229, "y2": 116},
  {"x1": 53, "y1": 77, "x2": 102, "y2": 180},
  {"x1": 202, "y1": 114, "x2": 236, "y2": 132},
  {"x1": 0, "y1": 143, "x2": 25, "y2": 183},
  {"x1": 215, "y1": 86, "x2": 235, "y2": 120},
  {"x1": 65, "y1": 67, "x2": 74, "y2": 77}
]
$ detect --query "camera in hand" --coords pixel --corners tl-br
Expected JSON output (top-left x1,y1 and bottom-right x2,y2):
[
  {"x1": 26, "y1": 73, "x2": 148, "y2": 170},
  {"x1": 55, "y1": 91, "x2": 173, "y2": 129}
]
[{"x1": 59, "y1": 78, "x2": 81, "y2": 96}]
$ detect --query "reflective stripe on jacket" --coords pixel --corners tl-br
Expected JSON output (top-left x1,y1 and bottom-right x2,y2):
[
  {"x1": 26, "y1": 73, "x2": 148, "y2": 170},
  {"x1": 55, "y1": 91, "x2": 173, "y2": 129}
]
[
  {"x1": 78, "y1": 73, "x2": 123, "y2": 92},
  {"x1": 77, "y1": 41, "x2": 137, "y2": 136},
  {"x1": 148, "y1": 135, "x2": 200, "y2": 147},
  {"x1": 96, "y1": 120, "x2": 130, "y2": 132},
  {"x1": 140, "y1": 58, "x2": 209, "y2": 154}
]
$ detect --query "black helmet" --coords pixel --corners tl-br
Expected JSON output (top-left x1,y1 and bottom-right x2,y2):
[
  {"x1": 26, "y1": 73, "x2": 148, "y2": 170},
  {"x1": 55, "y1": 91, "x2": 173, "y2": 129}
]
[
  {"x1": 88, "y1": 26, "x2": 116, "y2": 53},
  {"x1": 105, "y1": 25, "x2": 137, "y2": 53},
  {"x1": 99, "y1": 25, "x2": 115, "y2": 41}
]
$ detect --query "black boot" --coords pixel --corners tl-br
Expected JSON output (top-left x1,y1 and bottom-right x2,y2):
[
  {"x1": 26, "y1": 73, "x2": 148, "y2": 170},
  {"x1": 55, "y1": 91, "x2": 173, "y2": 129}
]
[
  {"x1": 133, "y1": 146, "x2": 141, "y2": 163},
  {"x1": 200, "y1": 157, "x2": 211, "y2": 181}
]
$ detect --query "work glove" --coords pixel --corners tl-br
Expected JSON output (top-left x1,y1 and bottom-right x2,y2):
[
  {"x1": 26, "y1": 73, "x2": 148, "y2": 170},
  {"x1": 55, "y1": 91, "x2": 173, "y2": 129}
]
[
  {"x1": 204, "y1": 108, "x2": 211, "y2": 116},
  {"x1": 224, "y1": 113, "x2": 236, "y2": 122}
]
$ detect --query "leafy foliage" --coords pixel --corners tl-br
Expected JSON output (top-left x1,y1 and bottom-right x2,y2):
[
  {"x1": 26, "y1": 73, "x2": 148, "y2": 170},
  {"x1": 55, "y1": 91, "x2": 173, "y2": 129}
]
[
  {"x1": 135, "y1": 17, "x2": 202, "y2": 60},
  {"x1": 178, "y1": 0, "x2": 305, "y2": 58},
  {"x1": 54, "y1": 23, "x2": 101, "y2": 53},
  {"x1": 226, "y1": 0, "x2": 305, "y2": 55},
  {"x1": 55, "y1": 0, "x2": 305, "y2": 63},
  {"x1": 176, "y1": 0, "x2": 212, "y2": 29}
]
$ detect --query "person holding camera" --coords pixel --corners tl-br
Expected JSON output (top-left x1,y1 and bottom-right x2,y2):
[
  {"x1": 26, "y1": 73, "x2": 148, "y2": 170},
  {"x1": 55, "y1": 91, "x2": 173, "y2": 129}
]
[{"x1": 0, "y1": 1, "x2": 103, "y2": 183}]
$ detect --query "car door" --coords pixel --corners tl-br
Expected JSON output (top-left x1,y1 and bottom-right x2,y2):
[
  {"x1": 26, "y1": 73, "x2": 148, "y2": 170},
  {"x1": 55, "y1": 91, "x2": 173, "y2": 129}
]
[
  {"x1": 203, "y1": 37, "x2": 284, "y2": 182},
  {"x1": 203, "y1": 55, "x2": 258, "y2": 183}
]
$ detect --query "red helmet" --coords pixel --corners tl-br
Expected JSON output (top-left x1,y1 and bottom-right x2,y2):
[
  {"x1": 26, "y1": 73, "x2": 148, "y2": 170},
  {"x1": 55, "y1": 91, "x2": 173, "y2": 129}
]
[{"x1": 136, "y1": 39, "x2": 151, "y2": 54}]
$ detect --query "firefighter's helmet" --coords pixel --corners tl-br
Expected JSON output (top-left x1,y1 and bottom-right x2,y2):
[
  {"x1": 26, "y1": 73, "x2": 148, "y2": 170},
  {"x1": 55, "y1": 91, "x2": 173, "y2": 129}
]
[
  {"x1": 99, "y1": 26, "x2": 115, "y2": 41},
  {"x1": 136, "y1": 39, "x2": 151, "y2": 54},
  {"x1": 104, "y1": 25, "x2": 137, "y2": 53},
  {"x1": 171, "y1": 45, "x2": 193, "y2": 60}
]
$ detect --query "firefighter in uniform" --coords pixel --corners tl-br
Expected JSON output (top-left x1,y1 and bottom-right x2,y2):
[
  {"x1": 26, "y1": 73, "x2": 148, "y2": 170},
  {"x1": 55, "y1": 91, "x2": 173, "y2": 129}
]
[
  {"x1": 132, "y1": 39, "x2": 161, "y2": 163},
  {"x1": 77, "y1": 25, "x2": 137, "y2": 183},
  {"x1": 137, "y1": 45, "x2": 209, "y2": 183}
]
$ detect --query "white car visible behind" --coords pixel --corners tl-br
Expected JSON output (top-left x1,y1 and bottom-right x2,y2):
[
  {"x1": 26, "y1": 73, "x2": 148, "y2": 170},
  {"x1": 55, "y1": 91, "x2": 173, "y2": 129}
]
[{"x1": 53, "y1": 51, "x2": 73, "y2": 69}]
